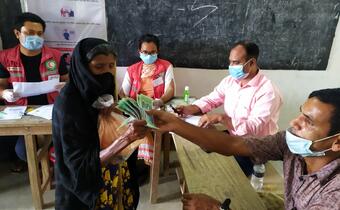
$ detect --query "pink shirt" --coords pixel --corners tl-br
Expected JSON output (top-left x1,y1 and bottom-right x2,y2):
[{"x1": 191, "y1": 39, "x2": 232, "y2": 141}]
[{"x1": 193, "y1": 72, "x2": 283, "y2": 137}]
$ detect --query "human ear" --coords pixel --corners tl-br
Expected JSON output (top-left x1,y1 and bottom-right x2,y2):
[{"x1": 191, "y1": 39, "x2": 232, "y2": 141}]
[
  {"x1": 331, "y1": 136, "x2": 340, "y2": 152},
  {"x1": 13, "y1": 29, "x2": 20, "y2": 39}
]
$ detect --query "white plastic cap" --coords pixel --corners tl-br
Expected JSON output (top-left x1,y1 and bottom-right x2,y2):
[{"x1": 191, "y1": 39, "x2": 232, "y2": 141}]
[{"x1": 184, "y1": 86, "x2": 189, "y2": 91}]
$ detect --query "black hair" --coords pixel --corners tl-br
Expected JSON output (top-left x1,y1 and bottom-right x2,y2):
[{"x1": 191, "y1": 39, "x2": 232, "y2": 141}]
[
  {"x1": 309, "y1": 88, "x2": 340, "y2": 136},
  {"x1": 14, "y1": 12, "x2": 46, "y2": 32},
  {"x1": 138, "y1": 34, "x2": 160, "y2": 51},
  {"x1": 86, "y1": 44, "x2": 117, "y2": 62},
  {"x1": 230, "y1": 41, "x2": 259, "y2": 60}
]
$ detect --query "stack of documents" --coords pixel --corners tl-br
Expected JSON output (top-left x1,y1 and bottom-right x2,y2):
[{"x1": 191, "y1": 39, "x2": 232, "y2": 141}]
[
  {"x1": 183, "y1": 115, "x2": 201, "y2": 126},
  {"x1": 12, "y1": 77, "x2": 59, "y2": 97},
  {"x1": 0, "y1": 106, "x2": 27, "y2": 120},
  {"x1": 116, "y1": 94, "x2": 157, "y2": 129},
  {"x1": 27, "y1": 105, "x2": 53, "y2": 120}
]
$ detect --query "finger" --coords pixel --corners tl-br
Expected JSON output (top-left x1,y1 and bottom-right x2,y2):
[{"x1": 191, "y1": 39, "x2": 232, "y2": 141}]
[
  {"x1": 12, "y1": 92, "x2": 20, "y2": 98},
  {"x1": 131, "y1": 120, "x2": 147, "y2": 126},
  {"x1": 176, "y1": 106, "x2": 185, "y2": 115},
  {"x1": 147, "y1": 110, "x2": 171, "y2": 121},
  {"x1": 147, "y1": 109, "x2": 162, "y2": 118},
  {"x1": 198, "y1": 119, "x2": 208, "y2": 128},
  {"x1": 202, "y1": 121, "x2": 211, "y2": 128}
]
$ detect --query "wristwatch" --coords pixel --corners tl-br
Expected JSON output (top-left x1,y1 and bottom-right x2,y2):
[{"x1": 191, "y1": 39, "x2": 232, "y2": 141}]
[{"x1": 219, "y1": 198, "x2": 231, "y2": 210}]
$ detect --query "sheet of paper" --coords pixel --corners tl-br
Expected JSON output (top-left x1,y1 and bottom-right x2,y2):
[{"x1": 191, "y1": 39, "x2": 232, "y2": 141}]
[
  {"x1": 13, "y1": 77, "x2": 59, "y2": 97},
  {"x1": 170, "y1": 97, "x2": 196, "y2": 106},
  {"x1": 27, "y1": 104, "x2": 53, "y2": 120},
  {"x1": 0, "y1": 106, "x2": 27, "y2": 120},
  {"x1": 183, "y1": 115, "x2": 201, "y2": 127}
]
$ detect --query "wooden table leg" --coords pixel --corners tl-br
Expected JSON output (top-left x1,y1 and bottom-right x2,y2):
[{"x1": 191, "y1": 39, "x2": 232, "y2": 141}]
[
  {"x1": 40, "y1": 136, "x2": 51, "y2": 191},
  {"x1": 163, "y1": 132, "x2": 171, "y2": 176},
  {"x1": 25, "y1": 135, "x2": 43, "y2": 210},
  {"x1": 150, "y1": 131, "x2": 162, "y2": 203}
]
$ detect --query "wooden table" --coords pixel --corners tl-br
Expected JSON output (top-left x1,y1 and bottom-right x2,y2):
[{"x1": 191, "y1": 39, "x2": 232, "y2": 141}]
[
  {"x1": 0, "y1": 114, "x2": 52, "y2": 210},
  {"x1": 149, "y1": 130, "x2": 174, "y2": 203},
  {"x1": 172, "y1": 134, "x2": 266, "y2": 210}
]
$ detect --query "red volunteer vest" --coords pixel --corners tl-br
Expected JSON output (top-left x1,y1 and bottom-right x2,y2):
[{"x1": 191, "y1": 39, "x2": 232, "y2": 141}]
[
  {"x1": 0, "y1": 45, "x2": 62, "y2": 105},
  {"x1": 127, "y1": 59, "x2": 171, "y2": 99}
]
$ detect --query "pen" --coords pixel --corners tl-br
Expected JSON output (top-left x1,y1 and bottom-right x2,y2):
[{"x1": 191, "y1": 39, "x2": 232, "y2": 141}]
[{"x1": 169, "y1": 104, "x2": 180, "y2": 114}]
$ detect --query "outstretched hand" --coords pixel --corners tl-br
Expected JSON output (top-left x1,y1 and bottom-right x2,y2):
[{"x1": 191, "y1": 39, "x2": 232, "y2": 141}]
[{"x1": 147, "y1": 109, "x2": 180, "y2": 132}]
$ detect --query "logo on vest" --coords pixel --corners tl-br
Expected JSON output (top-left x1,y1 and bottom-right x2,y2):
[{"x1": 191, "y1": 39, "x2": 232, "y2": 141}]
[{"x1": 45, "y1": 60, "x2": 57, "y2": 71}]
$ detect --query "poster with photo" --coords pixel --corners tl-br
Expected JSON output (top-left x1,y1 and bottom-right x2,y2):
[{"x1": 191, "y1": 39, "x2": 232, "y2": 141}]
[{"x1": 22, "y1": 0, "x2": 107, "y2": 54}]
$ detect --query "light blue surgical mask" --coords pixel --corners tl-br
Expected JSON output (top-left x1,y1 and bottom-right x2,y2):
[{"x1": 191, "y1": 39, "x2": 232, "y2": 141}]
[
  {"x1": 228, "y1": 59, "x2": 251, "y2": 80},
  {"x1": 285, "y1": 128, "x2": 339, "y2": 157},
  {"x1": 140, "y1": 52, "x2": 157, "y2": 64},
  {"x1": 21, "y1": 35, "x2": 44, "y2": 50}
]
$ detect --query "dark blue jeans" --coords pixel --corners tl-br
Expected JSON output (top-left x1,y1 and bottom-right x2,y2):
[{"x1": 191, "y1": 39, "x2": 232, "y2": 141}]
[
  {"x1": 0, "y1": 136, "x2": 26, "y2": 161},
  {"x1": 234, "y1": 155, "x2": 254, "y2": 177},
  {"x1": 15, "y1": 136, "x2": 26, "y2": 161},
  {"x1": 221, "y1": 130, "x2": 254, "y2": 176}
]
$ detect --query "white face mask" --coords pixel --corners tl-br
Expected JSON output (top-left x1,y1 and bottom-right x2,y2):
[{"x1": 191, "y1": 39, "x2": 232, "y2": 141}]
[
  {"x1": 285, "y1": 128, "x2": 340, "y2": 157},
  {"x1": 92, "y1": 94, "x2": 114, "y2": 109}
]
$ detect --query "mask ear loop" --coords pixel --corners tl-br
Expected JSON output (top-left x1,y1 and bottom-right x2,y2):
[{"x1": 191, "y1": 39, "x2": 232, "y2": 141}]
[
  {"x1": 242, "y1": 58, "x2": 255, "y2": 74},
  {"x1": 313, "y1": 132, "x2": 340, "y2": 143},
  {"x1": 312, "y1": 133, "x2": 340, "y2": 154}
]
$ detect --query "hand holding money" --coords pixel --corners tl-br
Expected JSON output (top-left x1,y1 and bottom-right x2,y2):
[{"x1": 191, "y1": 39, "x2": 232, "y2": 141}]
[{"x1": 116, "y1": 94, "x2": 158, "y2": 129}]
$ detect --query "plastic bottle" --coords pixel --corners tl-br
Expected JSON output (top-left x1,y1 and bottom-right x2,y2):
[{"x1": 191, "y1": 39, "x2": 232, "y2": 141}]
[
  {"x1": 183, "y1": 86, "x2": 190, "y2": 104},
  {"x1": 250, "y1": 164, "x2": 265, "y2": 191}
]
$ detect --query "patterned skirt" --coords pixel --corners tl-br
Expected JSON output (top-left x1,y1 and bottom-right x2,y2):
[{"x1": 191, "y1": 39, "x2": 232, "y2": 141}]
[{"x1": 95, "y1": 161, "x2": 138, "y2": 210}]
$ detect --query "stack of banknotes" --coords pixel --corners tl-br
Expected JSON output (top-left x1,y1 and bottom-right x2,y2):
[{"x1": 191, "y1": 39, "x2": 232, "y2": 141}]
[{"x1": 116, "y1": 94, "x2": 158, "y2": 129}]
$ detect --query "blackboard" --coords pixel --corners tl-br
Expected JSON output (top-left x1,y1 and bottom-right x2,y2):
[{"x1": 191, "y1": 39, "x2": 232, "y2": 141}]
[
  {"x1": 1, "y1": 0, "x2": 339, "y2": 70},
  {"x1": 0, "y1": 0, "x2": 22, "y2": 50},
  {"x1": 106, "y1": 0, "x2": 339, "y2": 70}
]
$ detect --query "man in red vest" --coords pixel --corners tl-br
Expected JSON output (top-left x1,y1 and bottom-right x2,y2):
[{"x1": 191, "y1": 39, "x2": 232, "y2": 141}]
[{"x1": 0, "y1": 12, "x2": 68, "y2": 170}]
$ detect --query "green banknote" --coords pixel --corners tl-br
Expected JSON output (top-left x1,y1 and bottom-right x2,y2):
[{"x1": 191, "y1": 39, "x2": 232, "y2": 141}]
[
  {"x1": 137, "y1": 94, "x2": 154, "y2": 110},
  {"x1": 116, "y1": 97, "x2": 157, "y2": 129}
]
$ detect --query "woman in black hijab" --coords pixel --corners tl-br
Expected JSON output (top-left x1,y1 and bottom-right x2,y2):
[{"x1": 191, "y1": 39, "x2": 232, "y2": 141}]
[{"x1": 52, "y1": 38, "x2": 147, "y2": 210}]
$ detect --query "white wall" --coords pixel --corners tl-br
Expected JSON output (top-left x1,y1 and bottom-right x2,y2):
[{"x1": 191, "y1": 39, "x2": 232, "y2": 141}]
[{"x1": 117, "y1": 19, "x2": 340, "y2": 130}]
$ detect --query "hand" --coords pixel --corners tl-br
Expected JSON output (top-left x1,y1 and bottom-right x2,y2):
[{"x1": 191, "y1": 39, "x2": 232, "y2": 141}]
[
  {"x1": 176, "y1": 105, "x2": 201, "y2": 117},
  {"x1": 147, "y1": 109, "x2": 181, "y2": 132},
  {"x1": 182, "y1": 193, "x2": 221, "y2": 210},
  {"x1": 125, "y1": 120, "x2": 148, "y2": 142},
  {"x1": 198, "y1": 113, "x2": 225, "y2": 128},
  {"x1": 2, "y1": 89, "x2": 20, "y2": 102},
  {"x1": 152, "y1": 99, "x2": 164, "y2": 109},
  {"x1": 54, "y1": 82, "x2": 66, "y2": 92}
]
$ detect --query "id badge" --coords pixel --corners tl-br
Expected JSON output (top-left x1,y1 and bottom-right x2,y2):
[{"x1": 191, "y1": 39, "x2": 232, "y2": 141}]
[
  {"x1": 153, "y1": 76, "x2": 164, "y2": 87},
  {"x1": 48, "y1": 74, "x2": 60, "y2": 80}
]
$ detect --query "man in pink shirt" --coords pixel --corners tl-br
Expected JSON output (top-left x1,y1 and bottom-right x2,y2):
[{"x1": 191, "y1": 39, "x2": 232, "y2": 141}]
[{"x1": 177, "y1": 41, "x2": 283, "y2": 175}]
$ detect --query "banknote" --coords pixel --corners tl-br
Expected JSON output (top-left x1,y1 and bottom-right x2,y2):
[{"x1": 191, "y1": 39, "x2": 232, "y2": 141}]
[
  {"x1": 137, "y1": 94, "x2": 154, "y2": 110},
  {"x1": 116, "y1": 97, "x2": 157, "y2": 129}
]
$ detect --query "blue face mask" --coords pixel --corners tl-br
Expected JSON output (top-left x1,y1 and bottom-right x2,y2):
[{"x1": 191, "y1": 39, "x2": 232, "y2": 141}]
[
  {"x1": 21, "y1": 35, "x2": 44, "y2": 50},
  {"x1": 228, "y1": 59, "x2": 251, "y2": 80},
  {"x1": 285, "y1": 128, "x2": 339, "y2": 157},
  {"x1": 140, "y1": 53, "x2": 157, "y2": 64}
]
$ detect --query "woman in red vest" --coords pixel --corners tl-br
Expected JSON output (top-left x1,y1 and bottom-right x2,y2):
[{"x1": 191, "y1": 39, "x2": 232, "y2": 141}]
[{"x1": 120, "y1": 34, "x2": 175, "y2": 165}]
